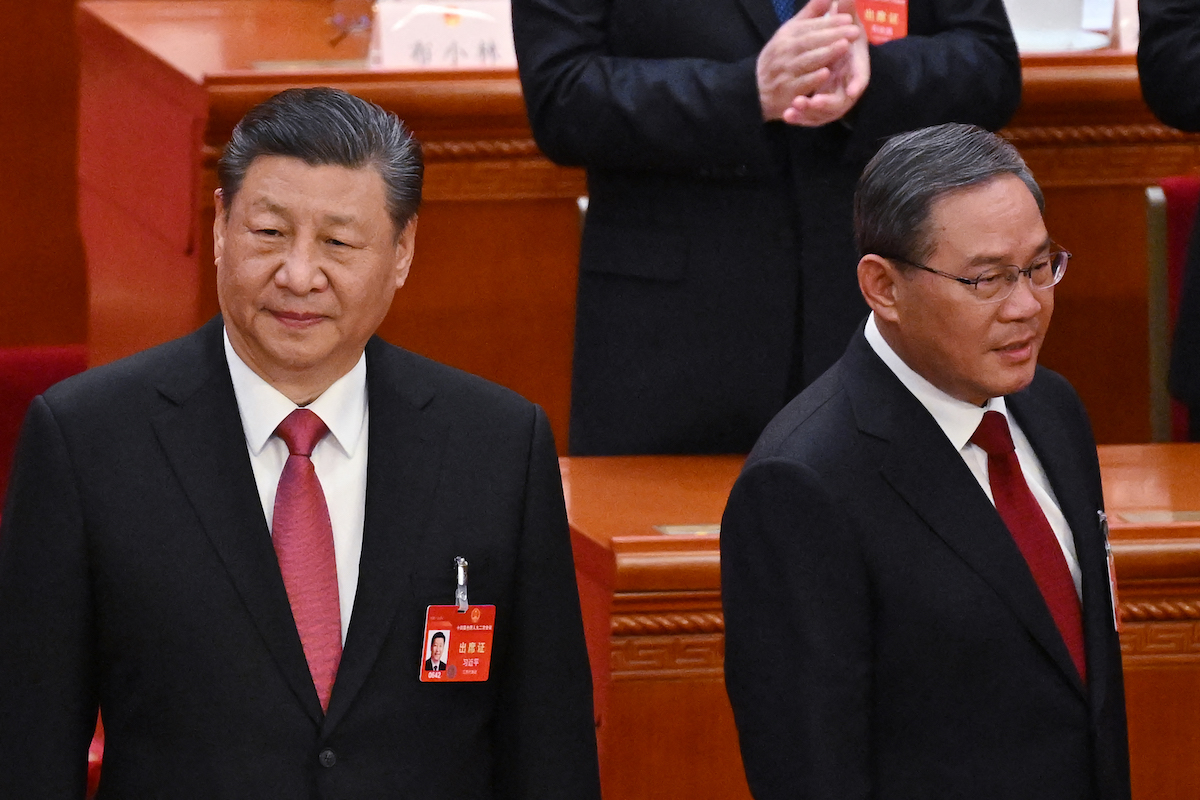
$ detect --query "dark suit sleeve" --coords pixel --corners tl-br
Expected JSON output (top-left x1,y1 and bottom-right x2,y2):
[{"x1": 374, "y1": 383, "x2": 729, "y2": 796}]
[
  {"x1": 1139, "y1": 0, "x2": 1200, "y2": 131},
  {"x1": 512, "y1": 0, "x2": 1020, "y2": 173},
  {"x1": 511, "y1": 0, "x2": 771, "y2": 174},
  {"x1": 0, "y1": 397, "x2": 97, "y2": 798},
  {"x1": 721, "y1": 457, "x2": 872, "y2": 800},
  {"x1": 845, "y1": 0, "x2": 1021, "y2": 160},
  {"x1": 491, "y1": 406, "x2": 601, "y2": 799}
]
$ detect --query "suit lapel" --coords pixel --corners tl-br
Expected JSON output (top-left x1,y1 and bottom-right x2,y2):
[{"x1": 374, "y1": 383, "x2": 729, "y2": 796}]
[
  {"x1": 1008, "y1": 386, "x2": 1110, "y2": 707},
  {"x1": 842, "y1": 334, "x2": 1087, "y2": 697},
  {"x1": 151, "y1": 320, "x2": 324, "y2": 724},
  {"x1": 322, "y1": 339, "x2": 448, "y2": 735}
]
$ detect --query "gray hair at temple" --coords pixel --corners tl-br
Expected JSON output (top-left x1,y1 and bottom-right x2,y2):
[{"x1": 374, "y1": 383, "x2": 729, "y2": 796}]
[
  {"x1": 217, "y1": 87, "x2": 423, "y2": 237},
  {"x1": 854, "y1": 123, "x2": 1043, "y2": 266}
]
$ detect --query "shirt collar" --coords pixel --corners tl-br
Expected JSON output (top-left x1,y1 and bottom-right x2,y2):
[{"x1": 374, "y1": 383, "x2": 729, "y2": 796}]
[
  {"x1": 864, "y1": 313, "x2": 1008, "y2": 450},
  {"x1": 223, "y1": 327, "x2": 368, "y2": 457}
]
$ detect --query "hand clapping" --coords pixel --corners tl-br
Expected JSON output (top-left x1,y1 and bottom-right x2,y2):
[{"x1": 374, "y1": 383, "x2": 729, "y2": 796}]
[{"x1": 757, "y1": 0, "x2": 871, "y2": 126}]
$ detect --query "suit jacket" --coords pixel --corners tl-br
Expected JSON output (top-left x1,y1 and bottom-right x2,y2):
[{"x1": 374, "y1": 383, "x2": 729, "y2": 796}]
[
  {"x1": 0, "y1": 317, "x2": 601, "y2": 799},
  {"x1": 720, "y1": 329, "x2": 1130, "y2": 800},
  {"x1": 424, "y1": 659, "x2": 447, "y2": 672},
  {"x1": 512, "y1": 0, "x2": 1022, "y2": 455},
  {"x1": 1139, "y1": 0, "x2": 1200, "y2": 421}
]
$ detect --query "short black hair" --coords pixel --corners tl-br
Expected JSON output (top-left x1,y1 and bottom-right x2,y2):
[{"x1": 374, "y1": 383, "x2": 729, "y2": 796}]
[
  {"x1": 217, "y1": 87, "x2": 423, "y2": 235},
  {"x1": 854, "y1": 123, "x2": 1043, "y2": 266},
  {"x1": 431, "y1": 632, "x2": 446, "y2": 643}
]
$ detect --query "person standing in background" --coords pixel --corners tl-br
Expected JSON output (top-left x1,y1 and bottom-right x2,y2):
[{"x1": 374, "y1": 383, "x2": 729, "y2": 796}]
[
  {"x1": 513, "y1": 0, "x2": 1022, "y2": 455},
  {"x1": 1139, "y1": 0, "x2": 1200, "y2": 440}
]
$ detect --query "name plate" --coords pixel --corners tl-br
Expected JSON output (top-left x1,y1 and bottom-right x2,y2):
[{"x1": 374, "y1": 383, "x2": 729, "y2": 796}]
[{"x1": 372, "y1": 1, "x2": 516, "y2": 69}]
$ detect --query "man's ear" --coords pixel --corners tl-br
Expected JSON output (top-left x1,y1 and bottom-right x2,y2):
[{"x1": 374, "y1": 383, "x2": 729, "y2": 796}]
[
  {"x1": 858, "y1": 254, "x2": 901, "y2": 324},
  {"x1": 393, "y1": 216, "x2": 418, "y2": 289},
  {"x1": 213, "y1": 189, "x2": 227, "y2": 267}
]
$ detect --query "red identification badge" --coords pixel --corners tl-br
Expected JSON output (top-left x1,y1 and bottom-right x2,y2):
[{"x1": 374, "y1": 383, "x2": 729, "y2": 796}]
[
  {"x1": 419, "y1": 604, "x2": 496, "y2": 682},
  {"x1": 855, "y1": 0, "x2": 908, "y2": 45}
]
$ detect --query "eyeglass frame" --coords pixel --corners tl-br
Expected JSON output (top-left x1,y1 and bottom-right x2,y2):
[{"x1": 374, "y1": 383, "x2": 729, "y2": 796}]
[{"x1": 881, "y1": 248, "x2": 1071, "y2": 303}]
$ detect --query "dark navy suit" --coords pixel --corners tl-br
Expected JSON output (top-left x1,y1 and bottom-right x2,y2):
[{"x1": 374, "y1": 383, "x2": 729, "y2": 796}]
[
  {"x1": 513, "y1": 0, "x2": 1022, "y2": 454},
  {"x1": 722, "y1": 329, "x2": 1130, "y2": 799},
  {"x1": 0, "y1": 317, "x2": 601, "y2": 799}
]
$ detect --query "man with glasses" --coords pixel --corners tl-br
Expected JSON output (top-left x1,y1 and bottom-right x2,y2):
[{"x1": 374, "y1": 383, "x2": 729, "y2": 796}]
[{"x1": 721, "y1": 123, "x2": 1130, "y2": 800}]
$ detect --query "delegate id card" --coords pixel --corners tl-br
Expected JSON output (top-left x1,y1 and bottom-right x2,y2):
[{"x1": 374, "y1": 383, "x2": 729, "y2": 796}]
[
  {"x1": 419, "y1": 604, "x2": 496, "y2": 682},
  {"x1": 856, "y1": 0, "x2": 908, "y2": 44}
]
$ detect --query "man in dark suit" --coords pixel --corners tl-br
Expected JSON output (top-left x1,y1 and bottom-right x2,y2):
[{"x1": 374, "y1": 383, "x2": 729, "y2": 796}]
[
  {"x1": 512, "y1": 0, "x2": 1021, "y2": 455},
  {"x1": 721, "y1": 124, "x2": 1130, "y2": 799},
  {"x1": 425, "y1": 632, "x2": 448, "y2": 671},
  {"x1": 1139, "y1": 0, "x2": 1200, "y2": 439},
  {"x1": 0, "y1": 88, "x2": 601, "y2": 799}
]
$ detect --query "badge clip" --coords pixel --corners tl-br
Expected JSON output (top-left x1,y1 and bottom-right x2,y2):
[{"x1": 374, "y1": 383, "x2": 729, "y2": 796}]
[
  {"x1": 455, "y1": 556, "x2": 469, "y2": 612},
  {"x1": 1099, "y1": 510, "x2": 1121, "y2": 632}
]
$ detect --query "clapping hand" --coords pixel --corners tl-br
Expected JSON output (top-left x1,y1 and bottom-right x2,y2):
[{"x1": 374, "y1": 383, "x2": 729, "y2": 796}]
[{"x1": 758, "y1": 0, "x2": 871, "y2": 127}]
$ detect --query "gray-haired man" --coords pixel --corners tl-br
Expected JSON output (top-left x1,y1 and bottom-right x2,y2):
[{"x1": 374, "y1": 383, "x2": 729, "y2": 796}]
[
  {"x1": 722, "y1": 123, "x2": 1130, "y2": 800},
  {"x1": 0, "y1": 87, "x2": 600, "y2": 799}
]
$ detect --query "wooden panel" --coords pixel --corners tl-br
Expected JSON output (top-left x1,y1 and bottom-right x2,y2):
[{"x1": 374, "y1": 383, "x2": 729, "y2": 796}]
[
  {"x1": 1104, "y1": 444, "x2": 1200, "y2": 799},
  {"x1": 1038, "y1": 185, "x2": 1150, "y2": 444},
  {"x1": 0, "y1": 0, "x2": 87, "y2": 347},
  {"x1": 563, "y1": 456, "x2": 747, "y2": 800},
  {"x1": 565, "y1": 447, "x2": 1200, "y2": 800},
  {"x1": 380, "y1": 198, "x2": 579, "y2": 446}
]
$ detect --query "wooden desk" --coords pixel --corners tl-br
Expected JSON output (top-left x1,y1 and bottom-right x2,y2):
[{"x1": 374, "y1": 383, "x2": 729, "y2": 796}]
[
  {"x1": 77, "y1": 0, "x2": 585, "y2": 451},
  {"x1": 563, "y1": 446, "x2": 1200, "y2": 800},
  {"x1": 562, "y1": 456, "x2": 747, "y2": 800},
  {"x1": 1104, "y1": 444, "x2": 1200, "y2": 799}
]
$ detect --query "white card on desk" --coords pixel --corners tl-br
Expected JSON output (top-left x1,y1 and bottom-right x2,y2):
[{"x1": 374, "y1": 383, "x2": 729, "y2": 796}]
[{"x1": 372, "y1": 2, "x2": 516, "y2": 69}]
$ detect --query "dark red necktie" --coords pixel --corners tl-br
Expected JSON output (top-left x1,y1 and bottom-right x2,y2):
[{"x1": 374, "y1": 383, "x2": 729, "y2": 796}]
[
  {"x1": 970, "y1": 410, "x2": 1087, "y2": 683},
  {"x1": 273, "y1": 409, "x2": 342, "y2": 711}
]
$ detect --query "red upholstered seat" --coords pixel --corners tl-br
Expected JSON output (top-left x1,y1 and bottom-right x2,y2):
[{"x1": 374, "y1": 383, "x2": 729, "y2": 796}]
[
  {"x1": 0, "y1": 344, "x2": 88, "y2": 501},
  {"x1": 1153, "y1": 177, "x2": 1200, "y2": 441}
]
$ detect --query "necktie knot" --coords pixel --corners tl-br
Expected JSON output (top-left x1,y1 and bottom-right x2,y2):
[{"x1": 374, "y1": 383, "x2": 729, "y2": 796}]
[
  {"x1": 276, "y1": 409, "x2": 328, "y2": 457},
  {"x1": 970, "y1": 410, "x2": 1016, "y2": 456}
]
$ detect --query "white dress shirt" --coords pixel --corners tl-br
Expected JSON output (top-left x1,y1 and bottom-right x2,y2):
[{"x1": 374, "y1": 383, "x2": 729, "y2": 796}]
[
  {"x1": 864, "y1": 314, "x2": 1082, "y2": 598},
  {"x1": 224, "y1": 329, "x2": 368, "y2": 643}
]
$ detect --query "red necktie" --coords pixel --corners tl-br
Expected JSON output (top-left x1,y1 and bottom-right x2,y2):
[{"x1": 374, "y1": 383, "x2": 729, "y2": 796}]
[
  {"x1": 970, "y1": 410, "x2": 1087, "y2": 683},
  {"x1": 273, "y1": 409, "x2": 342, "y2": 711}
]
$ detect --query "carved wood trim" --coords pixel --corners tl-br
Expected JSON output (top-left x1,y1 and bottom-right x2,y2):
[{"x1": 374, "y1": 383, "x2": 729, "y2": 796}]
[
  {"x1": 610, "y1": 633, "x2": 725, "y2": 678},
  {"x1": 1002, "y1": 123, "x2": 1200, "y2": 148},
  {"x1": 202, "y1": 138, "x2": 545, "y2": 165},
  {"x1": 606, "y1": 603, "x2": 1200, "y2": 633},
  {"x1": 1120, "y1": 621, "x2": 1200, "y2": 660},
  {"x1": 603, "y1": 606, "x2": 1200, "y2": 667},
  {"x1": 422, "y1": 138, "x2": 542, "y2": 160},
  {"x1": 1121, "y1": 599, "x2": 1200, "y2": 622},
  {"x1": 611, "y1": 612, "x2": 725, "y2": 636}
]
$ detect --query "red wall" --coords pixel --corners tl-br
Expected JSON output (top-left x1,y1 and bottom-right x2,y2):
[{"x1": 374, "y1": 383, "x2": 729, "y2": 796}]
[{"x1": 0, "y1": 0, "x2": 88, "y2": 347}]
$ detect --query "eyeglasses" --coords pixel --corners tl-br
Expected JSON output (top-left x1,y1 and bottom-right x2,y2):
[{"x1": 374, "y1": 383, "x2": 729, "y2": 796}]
[{"x1": 886, "y1": 249, "x2": 1070, "y2": 303}]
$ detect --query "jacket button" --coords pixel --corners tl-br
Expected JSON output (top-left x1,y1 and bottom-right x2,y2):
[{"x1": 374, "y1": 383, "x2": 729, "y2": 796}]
[{"x1": 319, "y1": 749, "x2": 337, "y2": 768}]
